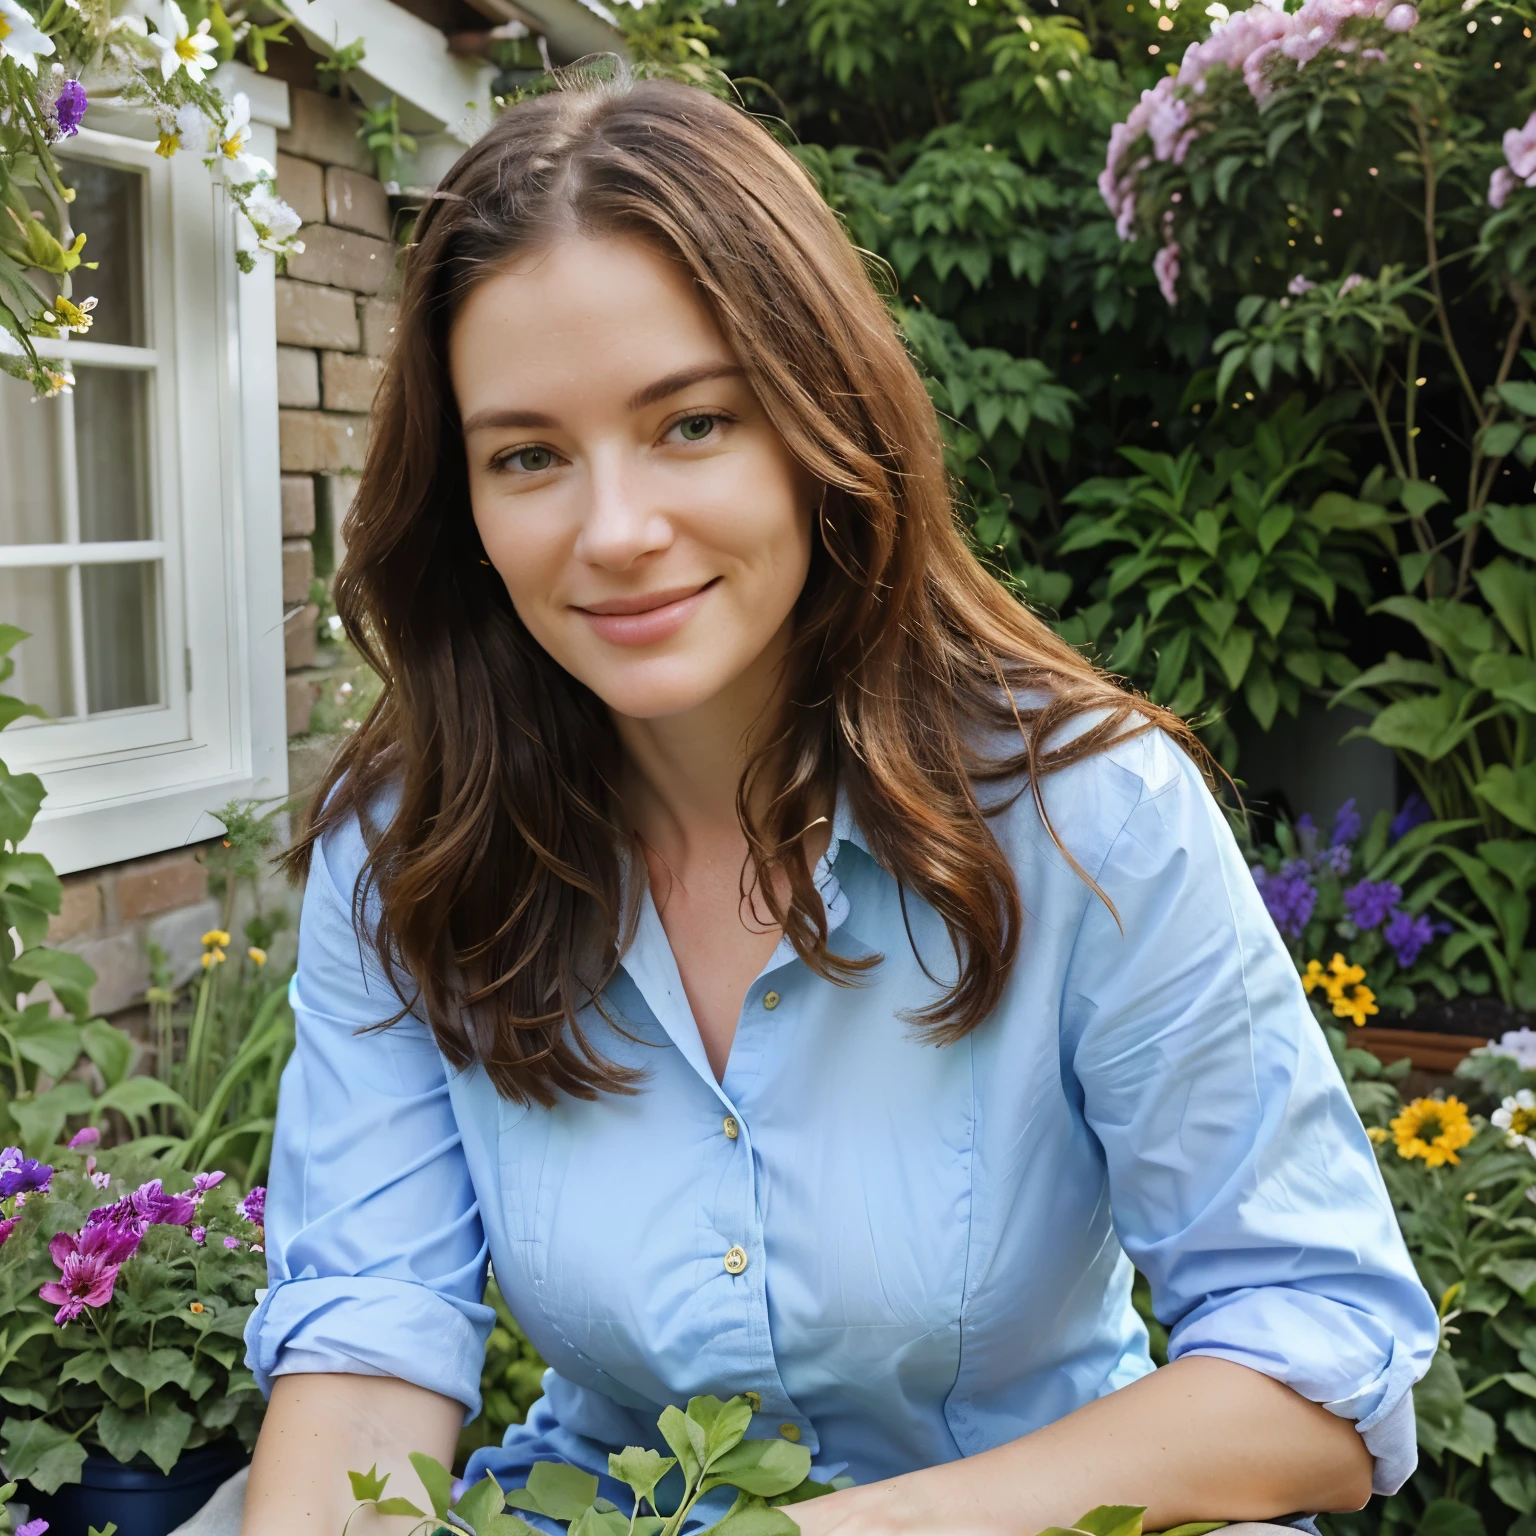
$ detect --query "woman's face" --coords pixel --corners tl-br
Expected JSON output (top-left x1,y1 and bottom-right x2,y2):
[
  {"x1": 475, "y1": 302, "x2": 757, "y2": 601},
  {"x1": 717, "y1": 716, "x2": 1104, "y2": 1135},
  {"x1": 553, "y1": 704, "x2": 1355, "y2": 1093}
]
[{"x1": 450, "y1": 235, "x2": 816, "y2": 723}]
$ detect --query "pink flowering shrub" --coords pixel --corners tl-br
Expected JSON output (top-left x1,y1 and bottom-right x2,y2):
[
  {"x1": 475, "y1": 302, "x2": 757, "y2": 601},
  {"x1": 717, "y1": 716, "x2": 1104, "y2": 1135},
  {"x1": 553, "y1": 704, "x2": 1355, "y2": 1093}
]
[
  {"x1": 1489, "y1": 111, "x2": 1536, "y2": 210},
  {"x1": 0, "y1": 1137, "x2": 267, "y2": 1494}
]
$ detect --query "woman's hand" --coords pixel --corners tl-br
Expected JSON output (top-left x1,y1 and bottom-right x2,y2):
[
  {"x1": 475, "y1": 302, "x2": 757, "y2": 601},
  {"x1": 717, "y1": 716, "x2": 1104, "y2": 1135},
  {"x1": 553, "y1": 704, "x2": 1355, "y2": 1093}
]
[{"x1": 788, "y1": 1359, "x2": 1372, "y2": 1536}]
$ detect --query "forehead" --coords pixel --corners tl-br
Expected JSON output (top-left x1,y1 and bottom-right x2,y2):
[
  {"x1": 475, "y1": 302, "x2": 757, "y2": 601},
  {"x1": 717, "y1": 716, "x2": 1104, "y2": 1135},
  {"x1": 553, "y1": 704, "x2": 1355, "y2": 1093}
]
[{"x1": 448, "y1": 235, "x2": 737, "y2": 410}]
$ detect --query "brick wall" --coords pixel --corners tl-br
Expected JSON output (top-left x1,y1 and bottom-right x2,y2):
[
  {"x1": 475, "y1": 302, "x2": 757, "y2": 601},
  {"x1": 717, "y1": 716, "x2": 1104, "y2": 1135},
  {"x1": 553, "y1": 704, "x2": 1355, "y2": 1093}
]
[{"x1": 273, "y1": 87, "x2": 398, "y2": 772}]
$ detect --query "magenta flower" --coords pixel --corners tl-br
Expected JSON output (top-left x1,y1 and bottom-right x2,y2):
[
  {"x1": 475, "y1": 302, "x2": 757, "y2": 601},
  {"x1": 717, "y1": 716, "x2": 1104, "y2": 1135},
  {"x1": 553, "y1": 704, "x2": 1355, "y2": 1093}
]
[
  {"x1": 191, "y1": 1225, "x2": 207, "y2": 1245},
  {"x1": 1382, "y1": 3, "x2": 1417, "y2": 29},
  {"x1": 1491, "y1": 167, "x2": 1518, "y2": 211},
  {"x1": 1288, "y1": 274, "x2": 1317, "y2": 296},
  {"x1": 53, "y1": 79, "x2": 86, "y2": 137},
  {"x1": 0, "y1": 1147, "x2": 52, "y2": 1199},
  {"x1": 130, "y1": 1178, "x2": 198, "y2": 1226},
  {"x1": 39, "y1": 1222, "x2": 142, "y2": 1324},
  {"x1": 239, "y1": 1185, "x2": 266, "y2": 1226},
  {"x1": 67, "y1": 1126, "x2": 100, "y2": 1149},
  {"x1": 17, "y1": 1519, "x2": 49, "y2": 1536},
  {"x1": 1507, "y1": 114, "x2": 1536, "y2": 182},
  {"x1": 222, "y1": 1235, "x2": 241, "y2": 1250},
  {"x1": 0, "y1": 1217, "x2": 15, "y2": 1250},
  {"x1": 1339, "y1": 273, "x2": 1366, "y2": 295}
]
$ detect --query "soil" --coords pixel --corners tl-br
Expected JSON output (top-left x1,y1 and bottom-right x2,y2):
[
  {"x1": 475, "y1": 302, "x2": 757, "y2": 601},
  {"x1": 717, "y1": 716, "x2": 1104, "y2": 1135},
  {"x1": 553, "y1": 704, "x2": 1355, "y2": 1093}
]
[{"x1": 1377, "y1": 995, "x2": 1534, "y2": 1039}]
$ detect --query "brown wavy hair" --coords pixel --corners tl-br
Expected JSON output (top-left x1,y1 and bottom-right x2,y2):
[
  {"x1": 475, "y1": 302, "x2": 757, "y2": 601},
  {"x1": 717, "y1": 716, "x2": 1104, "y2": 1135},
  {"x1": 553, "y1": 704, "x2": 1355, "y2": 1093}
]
[{"x1": 286, "y1": 66, "x2": 1204, "y2": 1107}]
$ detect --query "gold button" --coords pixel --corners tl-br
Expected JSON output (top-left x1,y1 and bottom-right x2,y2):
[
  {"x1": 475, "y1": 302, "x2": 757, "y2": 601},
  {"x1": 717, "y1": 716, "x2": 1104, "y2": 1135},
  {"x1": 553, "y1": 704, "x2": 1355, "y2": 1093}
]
[
  {"x1": 724, "y1": 1246, "x2": 748, "y2": 1275},
  {"x1": 778, "y1": 1423, "x2": 801, "y2": 1442},
  {"x1": 723, "y1": 1116, "x2": 740, "y2": 1140},
  {"x1": 763, "y1": 991, "x2": 780, "y2": 1010}
]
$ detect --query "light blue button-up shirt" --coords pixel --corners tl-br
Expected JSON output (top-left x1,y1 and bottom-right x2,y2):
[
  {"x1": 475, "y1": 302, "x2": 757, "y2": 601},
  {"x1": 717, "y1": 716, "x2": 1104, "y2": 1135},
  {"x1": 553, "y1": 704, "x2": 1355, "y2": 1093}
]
[{"x1": 246, "y1": 729, "x2": 1438, "y2": 1502}]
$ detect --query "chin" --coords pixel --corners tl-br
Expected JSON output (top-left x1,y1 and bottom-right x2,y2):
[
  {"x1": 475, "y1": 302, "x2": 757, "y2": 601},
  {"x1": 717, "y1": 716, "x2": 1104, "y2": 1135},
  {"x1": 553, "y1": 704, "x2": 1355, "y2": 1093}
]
[{"x1": 582, "y1": 660, "x2": 740, "y2": 722}]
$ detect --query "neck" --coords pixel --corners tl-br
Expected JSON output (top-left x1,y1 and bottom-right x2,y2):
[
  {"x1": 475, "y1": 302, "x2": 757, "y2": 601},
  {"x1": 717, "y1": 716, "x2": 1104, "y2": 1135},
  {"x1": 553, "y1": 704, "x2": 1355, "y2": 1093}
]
[{"x1": 613, "y1": 619, "x2": 793, "y2": 860}]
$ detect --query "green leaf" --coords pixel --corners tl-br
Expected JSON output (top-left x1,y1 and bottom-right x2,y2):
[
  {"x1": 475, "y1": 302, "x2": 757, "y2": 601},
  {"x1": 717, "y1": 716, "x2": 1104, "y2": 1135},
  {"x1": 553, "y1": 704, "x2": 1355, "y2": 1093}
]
[
  {"x1": 1490, "y1": 1258, "x2": 1536, "y2": 1302},
  {"x1": 409, "y1": 1452, "x2": 456, "y2": 1519},
  {"x1": 1, "y1": 1416, "x2": 87, "y2": 1493},
  {"x1": 1247, "y1": 587, "x2": 1293, "y2": 640},
  {"x1": 1486, "y1": 505, "x2": 1536, "y2": 561},
  {"x1": 1256, "y1": 505, "x2": 1293, "y2": 554},
  {"x1": 1507, "y1": 1406, "x2": 1536, "y2": 1452},
  {"x1": 9, "y1": 1080, "x2": 93, "y2": 1154},
  {"x1": 659, "y1": 1404, "x2": 703, "y2": 1485},
  {"x1": 698, "y1": 1493, "x2": 801, "y2": 1536},
  {"x1": 140, "y1": 1400, "x2": 195, "y2": 1475},
  {"x1": 1470, "y1": 654, "x2": 1536, "y2": 711},
  {"x1": 1309, "y1": 492, "x2": 1391, "y2": 530},
  {"x1": 349, "y1": 1465, "x2": 389, "y2": 1503},
  {"x1": 94, "y1": 1076, "x2": 192, "y2": 1127},
  {"x1": 1072, "y1": 1507, "x2": 1147, "y2": 1536},
  {"x1": 509, "y1": 1461, "x2": 601, "y2": 1521},
  {"x1": 1476, "y1": 558, "x2": 1536, "y2": 655},
  {"x1": 11, "y1": 1013, "x2": 83, "y2": 1081},
  {"x1": 1415, "y1": 1499, "x2": 1485, "y2": 1536},
  {"x1": 80, "y1": 1019, "x2": 135, "y2": 1088},
  {"x1": 453, "y1": 1472, "x2": 509, "y2": 1531},
  {"x1": 1476, "y1": 764, "x2": 1536, "y2": 834},
  {"x1": 1401, "y1": 481, "x2": 1450, "y2": 518},
  {"x1": 1498, "y1": 381, "x2": 1536, "y2": 418},
  {"x1": 480, "y1": 1516, "x2": 538, "y2": 1536},
  {"x1": 1157, "y1": 1525, "x2": 1227, "y2": 1536},
  {"x1": 1244, "y1": 663, "x2": 1280, "y2": 732},
  {"x1": 108, "y1": 1347, "x2": 195, "y2": 1395},
  {"x1": 702, "y1": 1439, "x2": 812, "y2": 1498},
  {"x1": 609, "y1": 1447, "x2": 676, "y2": 1510},
  {"x1": 1483, "y1": 422, "x2": 1525, "y2": 458},
  {"x1": 1492, "y1": 1454, "x2": 1536, "y2": 1515},
  {"x1": 0, "y1": 764, "x2": 45, "y2": 847},
  {"x1": 1446, "y1": 1405, "x2": 1498, "y2": 1467},
  {"x1": 1201, "y1": 624, "x2": 1255, "y2": 691},
  {"x1": 375, "y1": 1498, "x2": 428, "y2": 1518},
  {"x1": 10, "y1": 946, "x2": 96, "y2": 1019}
]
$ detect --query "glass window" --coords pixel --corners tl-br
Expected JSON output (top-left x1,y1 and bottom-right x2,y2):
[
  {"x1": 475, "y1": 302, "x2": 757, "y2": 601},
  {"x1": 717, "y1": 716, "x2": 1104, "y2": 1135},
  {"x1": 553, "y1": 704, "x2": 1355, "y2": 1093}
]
[{"x1": 0, "y1": 157, "x2": 161, "y2": 723}]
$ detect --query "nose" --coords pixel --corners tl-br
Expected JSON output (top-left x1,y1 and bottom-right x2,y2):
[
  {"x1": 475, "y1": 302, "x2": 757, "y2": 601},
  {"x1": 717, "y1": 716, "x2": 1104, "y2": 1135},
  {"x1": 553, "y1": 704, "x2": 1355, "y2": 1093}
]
[{"x1": 572, "y1": 452, "x2": 673, "y2": 571}]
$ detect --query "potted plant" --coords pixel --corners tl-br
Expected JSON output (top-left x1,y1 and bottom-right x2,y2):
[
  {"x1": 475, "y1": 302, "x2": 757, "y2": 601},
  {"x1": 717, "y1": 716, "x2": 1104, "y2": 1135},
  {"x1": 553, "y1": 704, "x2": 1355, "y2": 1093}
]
[{"x1": 0, "y1": 1132, "x2": 266, "y2": 1536}]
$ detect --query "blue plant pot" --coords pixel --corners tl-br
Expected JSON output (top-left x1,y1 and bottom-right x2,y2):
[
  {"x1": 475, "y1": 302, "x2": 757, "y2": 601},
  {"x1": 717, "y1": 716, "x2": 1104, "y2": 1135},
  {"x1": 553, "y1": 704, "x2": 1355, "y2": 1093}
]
[{"x1": 23, "y1": 1441, "x2": 248, "y2": 1536}]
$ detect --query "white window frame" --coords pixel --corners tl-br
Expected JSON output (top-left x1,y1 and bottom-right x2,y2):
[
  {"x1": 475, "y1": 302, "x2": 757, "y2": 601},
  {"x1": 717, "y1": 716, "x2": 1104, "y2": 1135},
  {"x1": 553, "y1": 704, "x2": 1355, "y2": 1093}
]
[{"x1": 9, "y1": 66, "x2": 289, "y2": 876}]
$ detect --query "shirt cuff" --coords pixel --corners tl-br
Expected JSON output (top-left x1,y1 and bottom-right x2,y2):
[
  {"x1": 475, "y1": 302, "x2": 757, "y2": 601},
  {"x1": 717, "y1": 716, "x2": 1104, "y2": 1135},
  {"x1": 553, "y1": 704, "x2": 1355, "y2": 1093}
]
[
  {"x1": 1334, "y1": 1378, "x2": 1418, "y2": 1496},
  {"x1": 244, "y1": 1272, "x2": 494, "y2": 1422}
]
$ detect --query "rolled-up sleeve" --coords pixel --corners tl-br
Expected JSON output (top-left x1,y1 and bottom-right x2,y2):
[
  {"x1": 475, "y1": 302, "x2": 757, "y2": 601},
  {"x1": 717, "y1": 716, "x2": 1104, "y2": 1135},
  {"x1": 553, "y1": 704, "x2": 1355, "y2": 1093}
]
[
  {"x1": 243, "y1": 813, "x2": 493, "y2": 1420},
  {"x1": 1061, "y1": 735, "x2": 1439, "y2": 1495}
]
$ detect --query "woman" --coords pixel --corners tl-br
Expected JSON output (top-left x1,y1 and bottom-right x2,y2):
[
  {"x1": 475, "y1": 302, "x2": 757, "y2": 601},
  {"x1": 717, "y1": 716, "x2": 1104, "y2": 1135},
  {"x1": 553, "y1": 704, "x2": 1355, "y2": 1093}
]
[{"x1": 242, "y1": 69, "x2": 1437, "y2": 1536}]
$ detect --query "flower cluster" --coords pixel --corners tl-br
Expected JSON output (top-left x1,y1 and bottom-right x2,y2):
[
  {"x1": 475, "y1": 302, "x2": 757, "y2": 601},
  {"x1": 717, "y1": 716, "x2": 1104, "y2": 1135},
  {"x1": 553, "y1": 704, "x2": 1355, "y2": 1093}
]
[
  {"x1": 202, "y1": 926, "x2": 232, "y2": 969},
  {"x1": 1489, "y1": 110, "x2": 1536, "y2": 210},
  {"x1": 21, "y1": 1143, "x2": 251, "y2": 1325},
  {"x1": 0, "y1": 0, "x2": 303, "y2": 397},
  {"x1": 1252, "y1": 798, "x2": 1361, "y2": 936},
  {"x1": 1302, "y1": 951, "x2": 1379, "y2": 1025},
  {"x1": 1390, "y1": 1095, "x2": 1476, "y2": 1166},
  {"x1": 0, "y1": 1145, "x2": 53, "y2": 1252},
  {"x1": 1099, "y1": 0, "x2": 1416, "y2": 303},
  {"x1": 1480, "y1": 1028, "x2": 1536, "y2": 1070}
]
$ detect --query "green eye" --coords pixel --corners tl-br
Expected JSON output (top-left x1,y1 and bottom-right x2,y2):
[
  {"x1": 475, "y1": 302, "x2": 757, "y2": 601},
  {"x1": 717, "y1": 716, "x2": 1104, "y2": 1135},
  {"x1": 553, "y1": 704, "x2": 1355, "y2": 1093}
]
[
  {"x1": 511, "y1": 446, "x2": 553, "y2": 471},
  {"x1": 678, "y1": 415, "x2": 716, "y2": 442}
]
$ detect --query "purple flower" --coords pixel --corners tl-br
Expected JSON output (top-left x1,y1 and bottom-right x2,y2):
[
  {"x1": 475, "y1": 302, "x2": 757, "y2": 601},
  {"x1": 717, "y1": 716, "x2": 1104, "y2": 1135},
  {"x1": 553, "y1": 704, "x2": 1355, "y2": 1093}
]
[
  {"x1": 1384, "y1": 908, "x2": 1448, "y2": 967},
  {"x1": 1382, "y1": 3, "x2": 1417, "y2": 29},
  {"x1": 1154, "y1": 240, "x2": 1181, "y2": 307},
  {"x1": 222, "y1": 1235, "x2": 241, "y2": 1250},
  {"x1": 191, "y1": 1226, "x2": 207, "y2": 1245},
  {"x1": 1288, "y1": 274, "x2": 1317, "y2": 296},
  {"x1": 54, "y1": 79, "x2": 86, "y2": 138},
  {"x1": 67, "y1": 1126, "x2": 100, "y2": 1149},
  {"x1": 0, "y1": 1216, "x2": 14, "y2": 1250},
  {"x1": 1253, "y1": 859, "x2": 1318, "y2": 939},
  {"x1": 1339, "y1": 273, "x2": 1366, "y2": 296},
  {"x1": 193, "y1": 1170, "x2": 226, "y2": 1198},
  {"x1": 1492, "y1": 166, "x2": 1518, "y2": 211},
  {"x1": 0, "y1": 1147, "x2": 53, "y2": 1199},
  {"x1": 17, "y1": 1519, "x2": 49, "y2": 1536},
  {"x1": 90, "y1": 1177, "x2": 196, "y2": 1234},
  {"x1": 1331, "y1": 798, "x2": 1361, "y2": 848},
  {"x1": 1320, "y1": 842, "x2": 1353, "y2": 876},
  {"x1": 239, "y1": 1186, "x2": 266, "y2": 1226},
  {"x1": 1344, "y1": 879, "x2": 1402, "y2": 931},
  {"x1": 1389, "y1": 793, "x2": 1431, "y2": 844},
  {"x1": 90, "y1": 1170, "x2": 111, "y2": 1190},
  {"x1": 39, "y1": 1222, "x2": 141, "y2": 1324}
]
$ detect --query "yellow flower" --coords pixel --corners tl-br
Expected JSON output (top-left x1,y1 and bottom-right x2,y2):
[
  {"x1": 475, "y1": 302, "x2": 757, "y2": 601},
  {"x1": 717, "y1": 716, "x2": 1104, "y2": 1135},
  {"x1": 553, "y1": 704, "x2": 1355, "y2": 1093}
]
[
  {"x1": 247, "y1": 946, "x2": 267, "y2": 967},
  {"x1": 52, "y1": 294, "x2": 94, "y2": 333},
  {"x1": 201, "y1": 947, "x2": 227, "y2": 969},
  {"x1": 1327, "y1": 952, "x2": 1365, "y2": 992},
  {"x1": 155, "y1": 130, "x2": 179, "y2": 158},
  {"x1": 1366, "y1": 1126, "x2": 1390, "y2": 1145},
  {"x1": 1332, "y1": 983, "x2": 1379, "y2": 1027},
  {"x1": 201, "y1": 928, "x2": 231, "y2": 948},
  {"x1": 1302, "y1": 959, "x2": 1328, "y2": 995},
  {"x1": 1391, "y1": 1096, "x2": 1476, "y2": 1167}
]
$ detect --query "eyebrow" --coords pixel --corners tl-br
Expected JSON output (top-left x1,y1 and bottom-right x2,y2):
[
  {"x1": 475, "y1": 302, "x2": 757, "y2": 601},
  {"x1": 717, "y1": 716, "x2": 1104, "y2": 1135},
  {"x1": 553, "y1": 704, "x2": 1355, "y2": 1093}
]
[{"x1": 459, "y1": 363, "x2": 747, "y2": 436}]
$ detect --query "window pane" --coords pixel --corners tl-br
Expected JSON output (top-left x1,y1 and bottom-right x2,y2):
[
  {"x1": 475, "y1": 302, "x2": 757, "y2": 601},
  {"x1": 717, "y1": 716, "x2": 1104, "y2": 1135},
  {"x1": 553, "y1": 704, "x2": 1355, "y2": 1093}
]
[
  {"x1": 75, "y1": 368, "x2": 151, "y2": 542},
  {"x1": 82, "y1": 561, "x2": 159, "y2": 712},
  {"x1": 0, "y1": 375, "x2": 65, "y2": 544},
  {"x1": 57, "y1": 159, "x2": 145, "y2": 349},
  {"x1": 0, "y1": 568, "x2": 74, "y2": 718}
]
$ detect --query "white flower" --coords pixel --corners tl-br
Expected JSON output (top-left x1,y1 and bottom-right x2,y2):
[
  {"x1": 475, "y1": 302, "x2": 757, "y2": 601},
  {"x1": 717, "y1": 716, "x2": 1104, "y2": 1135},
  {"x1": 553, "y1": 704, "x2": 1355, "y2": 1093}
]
[
  {"x1": 149, "y1": 0, "x2": 217, "y2": 83},
  {"x1": 0, "y1": 0, "x2": 56, "y2": 73},
  {"x1": 241, "y1": 183, "x2": 302, "y2": 248},
  {"x1": 1494, "y1": 1088, "x2": 1536, "y2": 1155},
  {"x1": 214, "y1": 91, "x2": 251, "y2": 160},
  {"x1": 1478, "y1": 1027, "x2": 1536, "y2": 1070},
  {"x1": 109, "y1": 13, "x2": 147, "y2": 35}
]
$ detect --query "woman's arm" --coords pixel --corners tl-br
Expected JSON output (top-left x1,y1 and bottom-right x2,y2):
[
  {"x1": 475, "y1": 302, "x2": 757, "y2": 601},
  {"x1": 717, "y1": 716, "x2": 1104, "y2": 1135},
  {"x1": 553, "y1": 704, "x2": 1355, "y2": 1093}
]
[
  {"x1": 791, "y1": 1356, "x2": 1371, "y2": 1536},
  {"x1": 242, "y1": 1373, "x2": 463, "y2": 1535}
]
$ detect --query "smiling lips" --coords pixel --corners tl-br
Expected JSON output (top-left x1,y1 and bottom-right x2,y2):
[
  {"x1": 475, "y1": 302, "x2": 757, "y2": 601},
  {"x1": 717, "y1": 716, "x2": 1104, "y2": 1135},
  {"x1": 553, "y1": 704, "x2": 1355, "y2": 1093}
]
[{"x1": 573, "y1": 579, "x2": 720, "y2": 646}]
